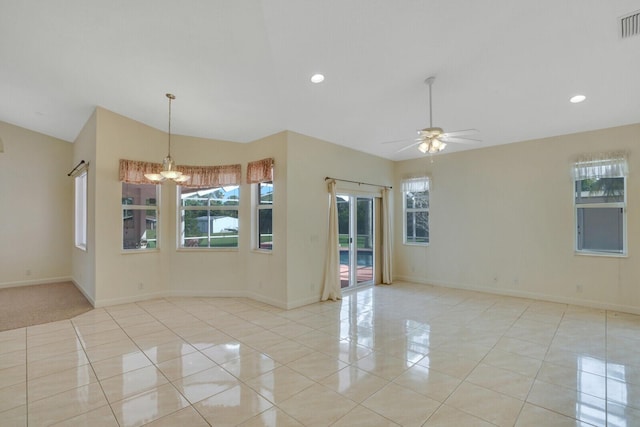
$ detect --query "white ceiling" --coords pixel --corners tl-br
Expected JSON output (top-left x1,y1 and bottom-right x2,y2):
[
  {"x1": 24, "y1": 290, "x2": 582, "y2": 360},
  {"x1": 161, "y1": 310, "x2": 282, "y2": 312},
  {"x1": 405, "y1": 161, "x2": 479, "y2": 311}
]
[{"x1": 1, "y1": 0, "x2": 639, "y2": 161}]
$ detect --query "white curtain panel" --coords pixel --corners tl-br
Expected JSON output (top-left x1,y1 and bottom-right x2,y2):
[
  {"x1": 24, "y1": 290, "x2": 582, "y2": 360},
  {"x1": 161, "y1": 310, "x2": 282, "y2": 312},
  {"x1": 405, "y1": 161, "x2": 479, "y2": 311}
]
[
  {"x1": 381, "y1": 187, "x2": 393, "y2": 284},
  {"x1": 321, "y1": 180, "x2": 341, "y2": 301},
  {"x1": 401, "y1": 176, "x2": 430, "y2": 193},
  {"x1": 572, "y1": 152, "x2": 628, "y2": 179}
]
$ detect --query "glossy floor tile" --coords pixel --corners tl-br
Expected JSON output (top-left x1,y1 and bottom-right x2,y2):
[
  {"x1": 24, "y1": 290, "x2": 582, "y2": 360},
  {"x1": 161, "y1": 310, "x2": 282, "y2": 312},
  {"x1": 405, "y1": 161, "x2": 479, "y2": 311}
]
[{"x1": 1, "y1": 281, "x2": 640, "y2": 425}]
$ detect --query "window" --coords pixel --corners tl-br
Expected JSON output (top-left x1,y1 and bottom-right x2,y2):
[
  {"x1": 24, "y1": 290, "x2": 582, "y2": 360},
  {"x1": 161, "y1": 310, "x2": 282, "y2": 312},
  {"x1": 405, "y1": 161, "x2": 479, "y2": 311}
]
[
  {"x1": 74, "y1": 171, "x2": 87, "y2": 250},
  {"x1": 179, "y1": 186, "x2": 239, "y2": 248},
  {"x1": 257, "y1": 181, "x2": 273, "y2": 250},
  {"x1": 573, "y1": 153, "x2": 627, "y2": 255},
  {"x1": 402, "y1": 177, "x2": 429, "y2": 245},
  {"x1": 247, "y1": 158, "x2": 274, "y2": 251},
  {"x1": 122, "y1": 182, "x2": 158, "y2": 250}
]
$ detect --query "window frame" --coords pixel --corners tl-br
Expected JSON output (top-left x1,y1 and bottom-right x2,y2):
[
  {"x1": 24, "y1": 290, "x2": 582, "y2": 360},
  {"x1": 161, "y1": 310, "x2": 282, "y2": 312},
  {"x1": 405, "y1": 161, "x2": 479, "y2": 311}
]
[
  {"x1": 574, "y1": 176, "x2": 627, "y2": 257},
  {"x1": 121, "y1": 182, "x2": 159, "y2": 252},
  {"x1": 256, "y1": 181, "x2": 273, "y2": 251},
  {"x1": 178, "y1": 186, "x2": 240, "y2": 250},
  {"x1": 402, "y1": 177, "x2": 430, "y2": 246},
  {"x1": 74, "y1": 171, "x2": 87, "y2": 250}
]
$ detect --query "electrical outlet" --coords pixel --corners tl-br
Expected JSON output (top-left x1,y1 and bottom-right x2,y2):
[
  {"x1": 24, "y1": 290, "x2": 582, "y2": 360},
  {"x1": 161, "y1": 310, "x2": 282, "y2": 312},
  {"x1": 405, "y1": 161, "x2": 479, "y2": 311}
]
[
  {"x1": 25, "y1": 269, "x2": 31, "y2": 276},
  {"x1": 576, "y1": 284, "x2": 583, "y2": 293},
  {"x1": 138, "y1": 282, "x2": 144, "y2": 290}
]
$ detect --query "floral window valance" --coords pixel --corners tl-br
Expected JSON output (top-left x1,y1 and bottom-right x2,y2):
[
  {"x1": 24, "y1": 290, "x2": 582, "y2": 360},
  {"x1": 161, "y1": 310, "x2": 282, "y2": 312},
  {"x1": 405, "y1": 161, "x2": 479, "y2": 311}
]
[
  {"x1": 119, "y1": 159, "x2": 241, "y2": 188},
  {"x1": 119, "y1": 159, "x2": 160, "y2": 184},
  {"x1": 177, "y1": 164, "x2": 241, "y2": 188},
  {"x1": 247, "y1": 158, "x2": 274, "y2": 184}
]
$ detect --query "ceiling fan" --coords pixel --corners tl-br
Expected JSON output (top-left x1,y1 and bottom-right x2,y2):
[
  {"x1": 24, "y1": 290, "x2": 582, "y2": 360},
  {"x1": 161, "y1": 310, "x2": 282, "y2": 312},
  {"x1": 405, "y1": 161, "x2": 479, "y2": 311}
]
[{"x1": 387, "y1": 76, "x2": 480, "y2": 154}]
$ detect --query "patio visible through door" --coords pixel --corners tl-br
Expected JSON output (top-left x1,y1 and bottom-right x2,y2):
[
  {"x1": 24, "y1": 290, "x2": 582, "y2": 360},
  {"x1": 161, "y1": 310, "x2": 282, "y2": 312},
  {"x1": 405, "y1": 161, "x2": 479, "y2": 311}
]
[{"x1": 337, "y1": 195, "x2": 374, "y2": 288}]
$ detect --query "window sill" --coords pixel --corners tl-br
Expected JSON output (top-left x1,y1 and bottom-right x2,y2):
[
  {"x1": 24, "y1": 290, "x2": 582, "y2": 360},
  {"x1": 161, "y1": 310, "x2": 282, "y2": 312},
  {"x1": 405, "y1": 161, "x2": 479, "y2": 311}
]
[
  {"x1": 403, "y1": 242, "x2": 429, "y2": 247},
  {"x1": 252, "y1": 248, "x2": 273, "y2": 254},
  {"x1": 575, "y1": 250, "x2": 627, "y2": 258},
  {"x1": 176, "y1": 247, "x2": 239, "y2": 253},
  {"x1": 121, "y1": 248, "x2": 160, "y2": 254},
  {"x1": 75, "y1": 244, "x2": 87, "y2": 252}
]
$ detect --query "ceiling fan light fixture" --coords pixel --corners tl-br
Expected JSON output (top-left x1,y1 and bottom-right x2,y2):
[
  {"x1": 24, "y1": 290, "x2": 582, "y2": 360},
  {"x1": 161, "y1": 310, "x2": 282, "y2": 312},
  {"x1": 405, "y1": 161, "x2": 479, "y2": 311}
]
[
  {"x1": 416, "y1": 138, "x2": 447, "y2": 155},
  {"x1": 417, "y1": 76, "x2": 449, "y2": 155}
]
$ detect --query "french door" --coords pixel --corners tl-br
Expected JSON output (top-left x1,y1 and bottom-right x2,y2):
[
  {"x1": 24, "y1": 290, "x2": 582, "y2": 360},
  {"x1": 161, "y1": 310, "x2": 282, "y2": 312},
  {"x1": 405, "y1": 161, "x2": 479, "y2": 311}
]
[{"x1": 337, "y1": 195, "x2": 375, "y2": 288}]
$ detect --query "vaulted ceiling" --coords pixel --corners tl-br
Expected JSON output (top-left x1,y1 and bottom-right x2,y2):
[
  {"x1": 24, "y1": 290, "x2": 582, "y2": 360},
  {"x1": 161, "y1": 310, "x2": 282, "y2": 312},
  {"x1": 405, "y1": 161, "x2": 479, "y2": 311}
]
[{"x1": 1, "y1": 1, "x2": 639, "y2": 160}]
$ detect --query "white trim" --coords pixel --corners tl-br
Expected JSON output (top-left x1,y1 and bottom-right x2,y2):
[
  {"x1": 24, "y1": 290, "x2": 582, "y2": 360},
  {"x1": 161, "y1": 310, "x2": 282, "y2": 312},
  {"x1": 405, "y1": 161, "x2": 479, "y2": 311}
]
[
  {"x1": 573, "y1": 176, "x2": 627, "y2": 256},
  {"x1": 394, "y1": 275, "x2": 640, "y2": 316},
  {"x1": 0, "y1": 276, "x2": 73, "y2": 289},
  {"x1": 256, "y1": 181, "x2": 273, "y2": 251},
  {"x1": 92, "y1": 291, "x2": 166, "y2": 308},
  {"x1": 92, "y1": 288, "x2": 289, "y2": 310},
  {"x1": 177, "y1": 185, "x2": 240, "y2": 249},
  {"x1": 71, "y1": 278, "x2": 96, "y2": 307},
  {"x1": 402, "y1": 185, "x2": 429, "y2": 245},
  {"x1": 74, "y1": 171, "x2": 88, "y2": 249},
  {"x1": 122, "y1": 182, "x2": 160, "y2": 251}
]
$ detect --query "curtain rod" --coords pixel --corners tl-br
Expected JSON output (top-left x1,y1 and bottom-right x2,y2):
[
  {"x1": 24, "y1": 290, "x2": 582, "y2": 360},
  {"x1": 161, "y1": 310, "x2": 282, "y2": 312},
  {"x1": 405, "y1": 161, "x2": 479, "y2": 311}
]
[
  {"x1": 67, "y1": 160, "x2": 87, "y2": 176},
  {"x1": 325, "y1": 176, "x2": 392, "y2": 189}
]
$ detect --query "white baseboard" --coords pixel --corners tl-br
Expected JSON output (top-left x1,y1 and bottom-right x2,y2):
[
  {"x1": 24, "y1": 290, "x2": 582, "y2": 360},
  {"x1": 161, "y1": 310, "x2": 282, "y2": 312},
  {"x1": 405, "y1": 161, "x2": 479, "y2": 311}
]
[
  {"x1": 245, "y1": 291, "x2": 289, "y2": 309},
  {"x1": 0, "y1": 276, "x2": 72, "y2": 290},
  {"x1": 92, "y1": 291, "x2": 167, "y2": 308},
  {"x1": 394, "y1": 274, "x2": 640, "y2": 316},
  {"x1": 286, "y1": 295, "x2": 322, "y2": 309},
  {"x1": 93, "y1": 289, "x2": 290, "y2": 310},
  {"x1": 70, "y1": 278, "x2": 96, "y2": 307}
]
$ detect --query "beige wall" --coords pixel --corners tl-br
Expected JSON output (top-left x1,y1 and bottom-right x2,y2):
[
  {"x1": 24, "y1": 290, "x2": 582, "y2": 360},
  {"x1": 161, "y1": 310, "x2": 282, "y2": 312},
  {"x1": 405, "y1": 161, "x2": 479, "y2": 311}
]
[
  {"x1": 243, "y1": 132, "x2": 288, "y2": 306},
  {"x1": 71, "y1": 111, "x2": 97, "y2": 302},
  {"x1": 7, "y1": 106, "x2": 637, "y2": 314},
  {"x1": 394, "y1": 123, "x2": 640, "y2": 313},
  {"x1": 78, "y1": 110, "x2": 394, "y2": 308},
  {"x1": 0, "y1": 121, "x2": 72, "y2": 288},
  {"x1": 285, "y1": 132, "x2": 394, "y2": 307},
  {"x1": 92, "y1": 108, "x2": 169, "y2": 304}
]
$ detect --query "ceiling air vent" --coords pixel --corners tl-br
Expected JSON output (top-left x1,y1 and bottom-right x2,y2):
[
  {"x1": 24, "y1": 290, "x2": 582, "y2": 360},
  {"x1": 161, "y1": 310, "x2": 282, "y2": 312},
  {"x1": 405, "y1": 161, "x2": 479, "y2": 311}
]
[{"x1": 620, "y1": 11, "x2": 640, "y2": 38}]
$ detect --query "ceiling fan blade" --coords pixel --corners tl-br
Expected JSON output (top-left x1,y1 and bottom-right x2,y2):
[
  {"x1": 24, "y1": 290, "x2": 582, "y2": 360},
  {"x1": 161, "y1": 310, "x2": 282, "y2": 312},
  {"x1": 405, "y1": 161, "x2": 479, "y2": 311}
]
[
  {"x1": 441, "y1": 129, "x2": 479, "y2": 138},
  {"x1": 396, "y1": 141, "x2": 422, "y2": 153},
  {"x1": 380, "y1": 138, "x2": 410, "y2": 145},
  {"x1": 441, "y1": 136, "x2": 482, "y2": 144}
]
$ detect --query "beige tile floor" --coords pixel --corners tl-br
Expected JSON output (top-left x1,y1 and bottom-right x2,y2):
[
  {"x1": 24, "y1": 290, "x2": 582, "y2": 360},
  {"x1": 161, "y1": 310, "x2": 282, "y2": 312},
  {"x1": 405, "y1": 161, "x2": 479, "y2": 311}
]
[{"x1": 1, "y1": 282, "x2": 640, "y2": 426}]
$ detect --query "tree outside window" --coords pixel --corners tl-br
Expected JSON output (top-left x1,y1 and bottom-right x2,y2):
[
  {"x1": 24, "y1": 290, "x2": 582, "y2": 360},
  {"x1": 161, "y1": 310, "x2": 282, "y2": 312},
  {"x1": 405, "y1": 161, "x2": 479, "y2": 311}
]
[{"x1": 402, "y1": 177, "x2": 429, "y2": 245}]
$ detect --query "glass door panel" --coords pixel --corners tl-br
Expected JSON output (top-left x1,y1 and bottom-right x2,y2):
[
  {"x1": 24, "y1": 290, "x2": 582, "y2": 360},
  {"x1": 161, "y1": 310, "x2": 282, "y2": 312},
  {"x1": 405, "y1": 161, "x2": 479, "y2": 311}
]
[
  {"x1": 338, "y1": 194, "x2": 375, "y2": 288},
  {"x1": 337, "y1": 195, "x2": 351, "y2": 288},
  {"x1": 356, "y1": 197, "x2": 374, "y2": 285}
]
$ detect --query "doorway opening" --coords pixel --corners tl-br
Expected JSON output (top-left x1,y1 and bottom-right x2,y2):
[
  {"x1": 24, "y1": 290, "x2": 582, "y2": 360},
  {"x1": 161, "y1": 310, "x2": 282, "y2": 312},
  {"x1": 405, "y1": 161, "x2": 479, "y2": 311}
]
[{"x1": 337, "y1": 195, "x2": 375, "y2": 288}]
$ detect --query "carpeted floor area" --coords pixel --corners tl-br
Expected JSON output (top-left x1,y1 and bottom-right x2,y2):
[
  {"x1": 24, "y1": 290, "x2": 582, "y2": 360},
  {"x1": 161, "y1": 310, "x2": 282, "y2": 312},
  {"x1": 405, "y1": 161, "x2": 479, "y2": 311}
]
[{"x1": 0, "y1": 281, "x2": 93, "y2": 331}]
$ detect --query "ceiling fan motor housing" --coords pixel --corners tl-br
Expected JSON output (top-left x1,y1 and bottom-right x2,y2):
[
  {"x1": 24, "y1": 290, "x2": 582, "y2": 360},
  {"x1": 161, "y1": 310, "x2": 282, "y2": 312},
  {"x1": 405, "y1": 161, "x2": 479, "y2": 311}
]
[{"x1": 418, "y1": 127, "x2": 444, "y2": 138}]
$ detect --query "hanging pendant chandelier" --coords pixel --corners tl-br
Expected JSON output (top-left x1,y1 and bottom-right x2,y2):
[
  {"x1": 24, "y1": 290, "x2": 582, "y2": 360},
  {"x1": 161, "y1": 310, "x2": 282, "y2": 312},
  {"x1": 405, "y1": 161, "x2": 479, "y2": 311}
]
[{"x1": 144, "y1": 93, "x2": 190, "y2": 183}]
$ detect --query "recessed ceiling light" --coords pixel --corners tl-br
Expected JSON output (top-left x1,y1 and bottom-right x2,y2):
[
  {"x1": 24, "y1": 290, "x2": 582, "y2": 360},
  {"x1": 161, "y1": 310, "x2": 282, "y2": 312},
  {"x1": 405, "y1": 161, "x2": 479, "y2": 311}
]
[
  {"x1": 310, "y1": 73, "x2": 325, "y2": 84},
  {"x1": 570, "y1": 94, "x2": 586, "y2": 103}
]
